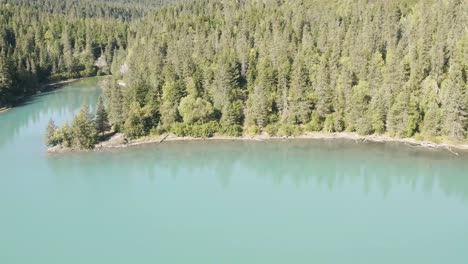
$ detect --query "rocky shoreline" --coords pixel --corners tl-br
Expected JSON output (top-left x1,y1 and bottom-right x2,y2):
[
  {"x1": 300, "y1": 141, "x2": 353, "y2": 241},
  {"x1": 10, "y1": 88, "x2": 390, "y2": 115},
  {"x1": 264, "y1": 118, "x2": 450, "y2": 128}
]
[
  {"x1": 0, "y1": 107, "x2": 10, "y2": 113},
  {"x1": 48, "y1": 132, "x2": 468, "y2": 155}
]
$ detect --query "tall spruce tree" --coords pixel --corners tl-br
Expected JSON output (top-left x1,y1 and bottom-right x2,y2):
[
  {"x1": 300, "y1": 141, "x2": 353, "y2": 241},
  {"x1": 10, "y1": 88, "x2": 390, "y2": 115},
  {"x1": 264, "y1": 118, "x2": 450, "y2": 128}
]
[
  {"x1": 441, "y1": 61, "x2": 467, "y2": 140},
  {"x1": 45, "y1": 119, "x2": 58, "y2": 147},
  {"x1": 71, "y1": 104, "x2": 97, "y2": 149},
  {"x1": 95, "y1": 96, "x2": 110, "y2": 135}
]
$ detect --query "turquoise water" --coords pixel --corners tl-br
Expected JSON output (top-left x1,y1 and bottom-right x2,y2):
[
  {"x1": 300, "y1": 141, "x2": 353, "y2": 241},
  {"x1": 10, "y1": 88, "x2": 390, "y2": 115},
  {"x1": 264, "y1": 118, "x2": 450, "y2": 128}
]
[{"x1": 1, "y1": 78, "x2": 468, "y2": 263}]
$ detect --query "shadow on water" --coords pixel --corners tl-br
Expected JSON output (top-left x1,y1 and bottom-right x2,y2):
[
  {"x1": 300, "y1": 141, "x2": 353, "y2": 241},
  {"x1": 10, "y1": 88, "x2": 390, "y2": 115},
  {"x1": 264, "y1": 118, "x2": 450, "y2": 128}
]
[
  {"x1": 0, "y1": 78, "x2": 101, "y2": 148},
  {"x1": 46, "y1": 139, "x2": 468, "y2": 203}
]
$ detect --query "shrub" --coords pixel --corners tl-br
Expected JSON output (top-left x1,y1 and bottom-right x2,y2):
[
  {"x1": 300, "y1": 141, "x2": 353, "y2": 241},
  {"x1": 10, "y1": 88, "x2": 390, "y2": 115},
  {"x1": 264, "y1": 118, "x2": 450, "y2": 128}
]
[
  {"x1": 221, "y1": 124, "x2": 243, "y2": 137},
  {"x1": 264, "y1": 124, "x2": 279, "y2": 136},
  {"x1": 355, "y1": 117, "x2": 374, "y2": 135},
  {"x1": 278, "y1": 124, "x2": 302, "y2": 136},
  {"x1": 305, "y1": 112, "x2": 322, "y2": 132},
  {"x1": 171, "y1": 123, "x2": 190, "y2": 137},
  {"x1": 244, "y1": 124, "x2": 259, "y2": 136},
  {"x1": 323, "y1": 115, "x2": 335, "y2": 133},
  {"x1": 188, "y1": 121, "x2": 220, "y2": 138}
]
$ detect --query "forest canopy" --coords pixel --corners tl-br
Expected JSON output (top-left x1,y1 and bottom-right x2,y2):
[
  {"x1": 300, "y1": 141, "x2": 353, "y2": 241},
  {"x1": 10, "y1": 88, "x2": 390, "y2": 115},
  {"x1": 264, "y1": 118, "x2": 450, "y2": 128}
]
[
  {"x1": 103, "y1": 0, "x2": 467, "y2": 143},
  {"x1": 1, "y1": 0, "x2": 466, "y2": 147}
]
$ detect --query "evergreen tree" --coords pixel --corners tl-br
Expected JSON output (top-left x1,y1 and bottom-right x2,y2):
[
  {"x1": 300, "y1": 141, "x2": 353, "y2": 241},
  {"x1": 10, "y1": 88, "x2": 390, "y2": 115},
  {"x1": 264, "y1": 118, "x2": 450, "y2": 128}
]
[
  {"x1": 108, "y1": 81, "x2": 124, "y2": 128},
  {"x1": 17, "y1": 0, "x2": 466, "y2": 143},
  {"x1": 71, "y1": 104, "x2": 97, "y2": 149},
  {"x1": 314, "y1": 53, "x2": 333, "y2": 119},
  {"x1": 95, "y1": 96, "x2": 110, "y2": 135},
  {"x1": 251, "y1": 59, "x2": 275, "y2": 128},
  {"x1": 287, "y1": 55, "x2": 312, "y2": 124},
  {"x1": 45, "y1": 119, "x2": 58, "y2": 147},
  {"x1": 0, "y1": 56, "x2": 12, "y2": 106},
  {"x1": 440, "y1": 61, "x2": 467, "y2": 140},
  {"x1": 348, "y1": 81, "x2": 373, "y2": 135},
  {"x1": 123, "y1": 103, "x2": 146, "y2": 139},
  {"x1": 61, "y1": 123, "x2": 73, "y2": 148}
]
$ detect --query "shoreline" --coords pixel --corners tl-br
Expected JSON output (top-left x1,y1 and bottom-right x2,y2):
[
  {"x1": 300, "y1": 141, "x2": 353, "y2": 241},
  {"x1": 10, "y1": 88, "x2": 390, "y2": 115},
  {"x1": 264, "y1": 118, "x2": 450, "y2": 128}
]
[
  {"x1": 42, "y1": 77, "x2": 85, "y2": 89},
  {"x1": 49, "y1": 132, "x2": 468, "y2": 155},
  {"x1": 0, "y1": 107, "x2": 10, "y2": 113},
  {"x1": 0, "y1": 77, "x2": 87, "y2": 114}
]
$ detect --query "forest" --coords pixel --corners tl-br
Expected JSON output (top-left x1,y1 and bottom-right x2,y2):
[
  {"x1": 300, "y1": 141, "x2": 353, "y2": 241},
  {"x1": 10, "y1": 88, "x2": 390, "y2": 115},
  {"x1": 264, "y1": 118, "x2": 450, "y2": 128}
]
[
  {"x1": 0, "y1": 0, "x2": 177, "y2": 106},
  {"x1": 0, "y1": 0, "x2": 466, "y2": 149}
]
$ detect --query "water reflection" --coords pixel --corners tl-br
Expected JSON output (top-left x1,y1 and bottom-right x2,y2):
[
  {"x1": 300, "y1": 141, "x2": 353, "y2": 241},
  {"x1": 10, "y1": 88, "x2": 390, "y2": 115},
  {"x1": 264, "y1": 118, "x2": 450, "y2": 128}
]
[
  {"x1": 46, "y1": 139, "x2": 468, "y2": 203},
  {"x1": 0, "y1": 78, "x2": 101, "y2": 148}
]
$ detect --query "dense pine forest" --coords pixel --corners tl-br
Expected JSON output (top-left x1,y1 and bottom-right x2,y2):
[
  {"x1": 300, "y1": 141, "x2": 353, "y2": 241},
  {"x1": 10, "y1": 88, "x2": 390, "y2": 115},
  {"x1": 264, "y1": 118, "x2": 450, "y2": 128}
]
[
  {"x1": 1, "y1": 0, "x2": 466, "y2": 149},
  {"x1": 0, "y1": 0, "x2": 177, "y2": 106}
]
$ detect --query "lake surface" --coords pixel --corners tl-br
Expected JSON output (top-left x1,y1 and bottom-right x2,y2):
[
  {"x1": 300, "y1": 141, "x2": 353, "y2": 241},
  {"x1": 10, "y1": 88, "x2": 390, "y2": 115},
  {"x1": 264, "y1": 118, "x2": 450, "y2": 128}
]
[{"x1": 1, "y1": 78, "x2": 468, "y2": 264}]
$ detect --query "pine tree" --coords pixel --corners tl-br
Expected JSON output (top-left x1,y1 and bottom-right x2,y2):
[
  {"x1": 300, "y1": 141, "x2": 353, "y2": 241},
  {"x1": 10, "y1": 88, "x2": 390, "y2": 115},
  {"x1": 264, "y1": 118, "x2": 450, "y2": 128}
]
[
  {"x1": 61, "y1": 27, "x2": 75, "y2": 73},
  {"x1": 0, "y1": 56, "x2": 12, "y2": 106},
  {"x1": 251, "y1": 59, "x2": 275, "y2": 128},
  {"x1": 287, "y1": 55, "x2": 312, "y2": 124},
  {"x1": 440, "y1": 61, "x2": 467, "y2": 140},
  {"x1": 314, "y1": 53, "x2": 333, "y2": 118},
  {"x1": 422, "y1": 99, "x2": 441, "y2": 137},
  {"x1": 95, "y1": 96, "x2": 110, "y2": 135},
  {"x1": 45, "y1": 119, "x2": 58, "y2": 147},
  {"x1": 71, "y1": 104, "x2": 97, "y2": 149},
  {"x1": 108, "y1": 81, "x2": 124, "y2": 129},
  {"x1": 348, "y1": 81, "x2": 373, "y2": 135},
  {"x1": 123, "y1": 103, "x2": 146, "y2": 139},
  {"x1": 160, "y1": 80, "x2": 183, "y2": 125}
]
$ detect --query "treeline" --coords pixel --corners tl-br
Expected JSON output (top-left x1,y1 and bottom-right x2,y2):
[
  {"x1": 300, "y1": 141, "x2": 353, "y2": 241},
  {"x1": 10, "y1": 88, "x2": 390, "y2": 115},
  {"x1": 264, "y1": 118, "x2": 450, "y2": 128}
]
[
  {"x1": 0, "y1": 0, "x2": 179, "y2": 107},
  {"x1": 0, "y1": 0, "x2": 182, "y2": 21},
  {"x1": 97, "y1": 0, "x2": 466, "y2": 143}
]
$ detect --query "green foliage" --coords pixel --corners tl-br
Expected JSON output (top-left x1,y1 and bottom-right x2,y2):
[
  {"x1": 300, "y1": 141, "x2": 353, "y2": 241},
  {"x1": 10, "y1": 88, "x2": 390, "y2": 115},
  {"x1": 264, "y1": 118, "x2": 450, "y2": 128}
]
[
  {"x1": 0, "y1": 1, "x2": 134, "y2": 107},
  {"x1": 277, "y1": 124, "x2": 303, "y2": 137},
  {"x1": 171, "y1": 123, "x2": 190, "y2": 137},
  {"x1": 244, "y1": 125, "x2": 260, "y2": 136},
  {"x1": 60, "y1": 123, "x2": 73, "y2": 148},
  {"x1": 264, "y1": 124, "x2": 279, "y2": 136},
  {"x1": 221, "y1": 124, "x2": 243, "y2": 137},
  {"x1": 170, "y1": 121, "x2": 221, "y2": 138},
  {"x1": 323, "y1": 115, "x2": 335, "y2": 133},
  {"x1": 347, "y1": 81, "x2": 371, "y2": 132},
  {"x1": 406, "y1": 96, "x2": 421, "y2": 138},
  {"x1": 178, "y1": 96, "x2": 214, "y2": 124},
  {"x1": 107, "y1": 80, "x2": 124, "y2": 130},
  {"x1": 251, "y1": 59, "x2": 276, "y2": 128},
  {"x1": 221, "y1": 100, "x2": 244, "y2": 128},
  {"x1": 333, "y1": 112, "x2": 345, "y2": 132},
  {"x1": 50, "y1": 123, "x2": 73, "y2": 148},
  {"x1": 160, "y1": 101, "x2": 179, "y2": 125},
  {"x1": 440, "y1": 61, "x2": 467, "y2": 140},
  {"x1": 0, "y1": 56, "x2": 12, "y2": 105},
  {"x1": 37, "y1": 0, "x2": 468, "y2": 142},
  {"x1": 123, "y1": 103, "x2": 146, "y2": 139},
  {"x1": 305, "y1": 112, "x2": 323, "y2": 132},
  {"x1": 369, "y1": 110, "x2": 385, "y2": 135},
  {"x1": 287, "y1": 55, "x2": 312, "y2": 124},
  {"x1": 45, "y1": 120, "x2": 59, "y2": 147},
  {"x1": 190, "y1": 122, "x2": 220, "y2": 138},
  {"x1": 71, "y1": 104, "x2": 98, "y2": 149},
  {"x1": 95, "y1": 96, "x2": 110, "y2": 135}
]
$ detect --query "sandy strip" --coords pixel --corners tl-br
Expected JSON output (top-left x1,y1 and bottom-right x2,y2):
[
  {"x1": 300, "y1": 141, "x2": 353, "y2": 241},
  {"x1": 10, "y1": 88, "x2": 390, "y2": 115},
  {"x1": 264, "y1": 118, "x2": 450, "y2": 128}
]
[{"x1": 49, "y1": 132, "x2": 468, "y2": 155}]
